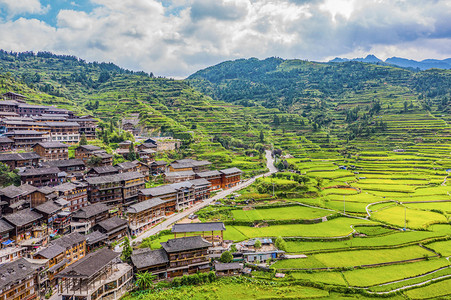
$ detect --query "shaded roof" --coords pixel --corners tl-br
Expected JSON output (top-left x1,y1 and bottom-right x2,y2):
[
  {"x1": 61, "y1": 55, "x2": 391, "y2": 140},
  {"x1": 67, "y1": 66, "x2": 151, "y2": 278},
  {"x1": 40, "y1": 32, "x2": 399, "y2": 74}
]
[
  {"x1": 0, "y1": 185, "x2": 29, "y2": 199},
  {"x1": 48, "y1": 258, "x2": 69, "y2": 273},
  {"x1": 0, "y1": 152, "x2": 41, "y2": 162},
  {"x1": 0, "y1": 137, "x2": 13, "y2": 144},
  {"x1": 131, "y1": 248, "x2": 168, "y2": 269},
  {"x1": 52, "y1": 232, "x2": 86, "y2": 249},
  {"x1": 214, "y1": 263, "x2": 243, "y2": 271},
  {"x1": 20, "y1": 167, "x2": 60, "y2": 176},
  {"x1": 196, "y1": 170, "x2": 221, "y2": 178},
  {"x1": 165, "y1": 170, "x2": 195, "y2": 177},
  {"x1": 94, "y1": 152, "x2": 112, "y2": 159},
  {"x1": 85, "y1": 231, "x2": 108, "y2": 245},
  {"x1": 139, "y1": 143, "x2": 157, "y2": 148},
  {"x1": 220, "y1": 167, "x2": 243, "y2": 175},
  {"x1": 44, "y1": 121, "x2": 79, "y2": 127},
  {"x1": 33, "y1": 142, "x2": 69, "y2": 148},
  {"x1": 115, "y1": 161, "x2": 137, "y2": 170},
  {"x1": 89, "y1": 165, "x2": 118, "y2": 175},
  {"x1": 71, "y1": 203, "x2": 109, "y2": 219},
  {"x1": 150, "y1": 160, "x2": 167, "y2": 166},
  {"x1": 35, "y1": 244, "x2": 66, "y2": 259},
  {"x1": 0, "y1": 219, "x2": 13, "y2": 233},
  {"x1": 76, "y1": 145, "x2": 101, "y2": 151},
  {"x1": 187, "y1": 178, "x2": 211, "y2": 187},
  {"x1": 57, "y1": 248, "x2": 119, "y2": 279},
  {"x1": 3, "y1": 130, "x2": 45, "y2": 135},
  {"x1": 161, "y1": 236, "x2": 212, "y2": 253},
  {"x1": 37, "y1": 186, "x2": 56, "y2": 195},
  {"x1": 3, "y1": 210, "x2": 43, "y2": 227},
  {"x1": 127, "y1": 197, "x2": 165, "y2": 213},
  {"x1": 86, "y1": 171, "x2": 143, "y2": 185},
  {"x1": 172, "y1": 222, "x2": 226, "y2": 233},
  {"x1": 94, "y1": 217, "x2": 128, "y2": 232},
  {"x1": 52, "y1": 182, "x2": 77, "y2": 193},
  {"x1": 34, "y1": 201, "x2": 61, "y2": 215},
  {"x1": 0, "y1": 258, "x2": 39, "y2": 290},
  {"x1": 139, "y1": 185, "x2": 176, "y2": 197},
  {"x1": 42, "y1": 159, "x2": 85, "y2": 168}
]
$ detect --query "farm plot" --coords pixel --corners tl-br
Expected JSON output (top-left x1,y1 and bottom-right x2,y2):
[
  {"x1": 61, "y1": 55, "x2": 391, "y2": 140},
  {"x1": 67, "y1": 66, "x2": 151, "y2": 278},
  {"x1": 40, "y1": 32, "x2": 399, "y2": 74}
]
[
  {"x1": 405, "y1": 278, "x2": 451, "y2": 299},
  {"x1": 231, "y1": 206, "x2": 331, "y2": 221},
  {"x1": 291, "y1": 271, "x2": 347, "y2": 286},
  {"x1": 272, "y1": 245, "x2": 433, "y2": 269},
  {"x1": 426, "y1": 240, "x2": 451, "y2": 257},
  {"x1": 371, "y1": 206, "x2": 447, "y2": 229},
  {"x1": 405, "y1": 202, "x2": 451, "y2": 213},
  {"x1": 226, "y1": 217, "x2": 376, "y2": 240},
  {"x1": 343, "y1": 258, "x2": 450, "y2": 287}
]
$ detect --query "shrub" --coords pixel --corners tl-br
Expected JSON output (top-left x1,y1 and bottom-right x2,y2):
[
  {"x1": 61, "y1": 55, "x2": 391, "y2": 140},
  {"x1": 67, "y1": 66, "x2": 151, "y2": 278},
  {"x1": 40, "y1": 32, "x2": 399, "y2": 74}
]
[{"x1": 220, "y1": 251, "x2": 233, "y2": 263}]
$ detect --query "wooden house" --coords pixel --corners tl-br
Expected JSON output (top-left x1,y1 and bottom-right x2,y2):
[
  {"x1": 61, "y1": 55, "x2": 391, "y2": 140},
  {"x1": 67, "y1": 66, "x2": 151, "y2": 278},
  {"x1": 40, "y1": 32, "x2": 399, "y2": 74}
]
[{"x1": 32, "y1": 141, "x2": 69, "y2": 161}]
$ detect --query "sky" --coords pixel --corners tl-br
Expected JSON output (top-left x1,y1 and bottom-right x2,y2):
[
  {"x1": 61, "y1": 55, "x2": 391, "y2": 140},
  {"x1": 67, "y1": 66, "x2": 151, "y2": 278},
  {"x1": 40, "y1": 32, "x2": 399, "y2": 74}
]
[{"x1": 0, "y1": 0, "x2": 450, "y2": 78}]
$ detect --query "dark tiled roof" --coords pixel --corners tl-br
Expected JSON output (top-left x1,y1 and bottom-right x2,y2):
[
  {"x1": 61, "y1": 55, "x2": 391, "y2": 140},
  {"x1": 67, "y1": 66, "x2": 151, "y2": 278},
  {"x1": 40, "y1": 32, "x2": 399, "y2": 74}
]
[
  {"x1": 151, "y1": 160, "x2": 167, "y2": 166},
  {"x1": 48, "y1": 258, "x2": 69, "y2": 273},
  {"x1": 115, "y1": 161, "x2": 137, "y2": 170},
  {"x1": 89, "y1": 165, "x2": 118, "y2": 175},
  {"x1": 94, "y1": 217, "x2": 127, "y2": 232},
  {"x1": 189, "y1": 178, "x2": 211, "y2": 187},
  {"x1": 42, "y1": 159, "x2": 85, "y2": 168},
  {"x1": 45, "y1": 121, "x2": 79, "y2": 127},
  {"x1": 57, "y1": 248, "x2": 119, "y2": 279},
  {"x1": 220, "y1": 167, "x2": 243, "y2": 175},
  {"x1": 52, "y1": 232, "x2": 86, "y2": 249},
  {"x1": 214, "y1": 263, "x2": 243, "y2": 271},
  {"x1": 76, "y1": 145, "x2": 101, "y2": 151},
  {"x1": 0, "y1": 185, "x2": 26, "y2": 199},
  {"x1": 94, "y1": 152, "x2": 113, "y2": 159},
  {"x1": 139, "y1": 185, "x2": 176, "y2": 196},
  {"x1": 52, "y1": 182, "x2": 77, "y2": 193},
  {"x1": 196, "y1": 170, "x2": 221, "y2": 178},
  {"x1": 0, "y1": 137, "x2": 13, "y2": 144},
  {"x1": 3, "y1": 130, "x2": 45, "y2": 135},
  {"x1": 20, "y1": 167, "x2": 60, "y2": 176},
  {"x1": 172, "y1": 222, "x2": 226, "y2": 233},
  {"x1": 71, "y1": 203, "x2": 109, "y2": 219},
  {"x1": 35, "y1": 244, "x2": 66, "y2": 259},
  {"x1": 34, "y1": 201, "x2": 61, "y2": 215},
  {"x1": 37, "y1": 186, "x2": 55, "y2": 195},
  {"x1": 140, "y1": 143, "x2": 157, "y2": 148},
  {"x1": 161, "y1": 236, "x2": 212, "y2": 253},
  {"x1": 165, "y1": 171, "x2": 195, "y2": 177},
  {"x1": 0, "y1": 258, "x2": 39, "y2": 290},
  {"x1": 86, "y1": 171, "x2": 143, "y2": 185},
  {"x1": 131, "y1": 248, "x2": 168, "y2": 269},
  {"x1": 127, "y1": 197, "x2": 165, "y2": 213},
  {"x1": 3, "y1": 210, "x2": 43, "y2": 227},
  {"x1": 0, "y1": 219, "x2": 13, "y2": 233},
  {"x1": 85, "y1": 231, "x2": 108, "y2": 245},
  {"x1": 0, "y1": 152, "x2": 41, "y2": 162},
  {"x1": 33, "y1": 142, "x2": 69, "y2": 148}
]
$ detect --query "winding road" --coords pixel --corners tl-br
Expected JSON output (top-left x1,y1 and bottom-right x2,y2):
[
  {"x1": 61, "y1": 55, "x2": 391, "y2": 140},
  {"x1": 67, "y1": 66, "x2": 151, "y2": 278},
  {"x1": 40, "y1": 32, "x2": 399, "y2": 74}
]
[{"x1": 132, "y1": 150, "x2": 277, "y2": 244}]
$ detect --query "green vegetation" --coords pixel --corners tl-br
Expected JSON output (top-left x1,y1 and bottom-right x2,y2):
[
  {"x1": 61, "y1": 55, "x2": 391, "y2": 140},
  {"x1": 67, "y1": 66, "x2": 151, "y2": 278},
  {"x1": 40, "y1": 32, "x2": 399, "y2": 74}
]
[{"x1": 231, "y1": 205, "x2": 331, "y2": 221}]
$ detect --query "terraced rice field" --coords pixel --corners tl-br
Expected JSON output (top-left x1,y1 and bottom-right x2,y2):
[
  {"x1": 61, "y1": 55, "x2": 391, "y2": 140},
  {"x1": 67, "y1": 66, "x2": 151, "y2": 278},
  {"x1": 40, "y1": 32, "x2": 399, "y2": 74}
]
[{"x1": 231, "y1": 205, "x2": 331, "y2": 221}]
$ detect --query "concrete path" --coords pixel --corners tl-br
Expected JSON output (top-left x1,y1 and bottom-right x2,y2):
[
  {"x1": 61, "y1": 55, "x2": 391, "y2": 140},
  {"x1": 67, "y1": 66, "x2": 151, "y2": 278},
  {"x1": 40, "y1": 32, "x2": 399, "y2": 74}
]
[{"x1": 131, "y1": 150, "x2": 277, "y2": 244}]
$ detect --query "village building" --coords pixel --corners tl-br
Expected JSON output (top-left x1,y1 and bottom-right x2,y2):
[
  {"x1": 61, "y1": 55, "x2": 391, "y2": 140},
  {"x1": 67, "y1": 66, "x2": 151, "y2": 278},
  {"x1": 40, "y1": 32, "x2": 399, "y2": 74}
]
[
  {"x1": 19, "y1": 167, "x2": 62, "y2": 187},
  {"x1": 126, "y1": 197, "x2": 167, "y2": 237},
  {"x1": 45, "y1": 121, "x2": 80, "y2": 144},
  {"x1": 137, "y1": 142, "x2": 157, "y2": 152},
  {"x1": 57, "y1": 248, "x2": 133, "y2": 300},
  {"x1": 92, "y1": 216, "x2": 128, "y2": 244},
  {"x1": 67, "y1": 117, "x2": 98, "y2": 140},
  {"x1": 0, "y1": 184, "x2": 37, "y2": 215},
  {"x1": 0, "y1": 152, "x2": 41, "y2": 170},
  {"x1": 171, "y1": 222, "x2": 226, "y2": 245},
  {"x1": 196, "y1": 170, "x2": 222, "y2": 191},
  {"x1": 115, "y1": 161, "x2": 140, "y2": 173},
  {"x1": 138, "y1": 185, "x2": 177, "y2": 213},
  {"x1": 220, "y1": 167, "x2": 243, "y2": 189},
  {"x1": 29, "y1": 186, "x2": 58, "y2": 208},
  {"x1": 70, "y1": 203, "x2": 110, "y2": 234},
  {"x1": 131, "y1": 236, "x2": 211, "y2": 278},
  {"x1": 85, "y1": 230, "x2": 108, "y2": 252},
  {"x1": 3, "y1": 130, "x2": 49, "y2": 149},
  {"x1": 41, "y1": 158, "x2": 86, "y2": 174},
  {"x1": 137, "y1": 148, "x2": 156, "y2": 164},
  {"x1": 2, "y1": 92, "x2": 27, "y2": 102},
  {"x1": 33, "y1": 201, "x2": 65, "y2": 234},
  {"x1": 0, "y1": 219, "x2": 26, "y2": 266},
  {"x1": 0, "y1": 258, "x2": 41, "y2": 300},
  {"x1": 214, "y1": 263, "x2": 243, "y2": 276},
  {"x1": 32, "y1": 141, "x2": 69, "y2": 161},
  {"x1": 164, "y1": 170, "x2": 196, "y2": 183},
  {"x1": 87, "y1": 165, "x2": 119, "y2": 177},
  {"x1": 169, "y1": 159, "x2": 211, "y2": 172},
  {"x1": 144, "y1": 137, "x2": 180, "y2": 152},
  {"x1": 74, "y1": 145, "x2": 102, "y2": 162},
  {"x1": 53, "y1": 181, "x2": 88, "y2": 212},
  {"x1": 92, "y1": 151, "x2": 113, "y2": 166},
  {"x1": 2, "y1": 210, "x2": 47, "y2": 248},
  {"x1": 0, "y1": 136, "x2": 13, "y2": 152},
  {"x1": 150, "y1": 160, "x2": 167, "y2": 174},
  {"x1": 132, "y1": 160, "x2": 151, "y2": 180},
  {"x1": 17, "y1": 104, "x2": 50, "y2": 117}
]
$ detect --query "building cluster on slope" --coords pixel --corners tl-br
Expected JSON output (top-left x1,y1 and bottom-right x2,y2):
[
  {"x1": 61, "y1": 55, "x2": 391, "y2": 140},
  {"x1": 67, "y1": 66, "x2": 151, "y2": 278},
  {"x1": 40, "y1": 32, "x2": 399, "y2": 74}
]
[{"x1": 0, "y1": 93, "x2": 249, "y2": 300}]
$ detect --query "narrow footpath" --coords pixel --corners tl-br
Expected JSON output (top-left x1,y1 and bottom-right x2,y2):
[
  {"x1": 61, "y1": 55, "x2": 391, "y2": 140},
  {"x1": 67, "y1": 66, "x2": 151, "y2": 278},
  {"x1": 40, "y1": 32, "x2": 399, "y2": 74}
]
[{"x1": 132, "y1": 150, "x2": 277, "y2": 244}]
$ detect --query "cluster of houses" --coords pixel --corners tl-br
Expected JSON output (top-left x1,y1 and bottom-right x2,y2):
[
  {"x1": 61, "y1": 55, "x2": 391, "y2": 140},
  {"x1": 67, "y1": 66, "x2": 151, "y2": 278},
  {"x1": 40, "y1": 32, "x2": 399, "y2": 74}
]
[{"x1": 0, "y1": 94, "x2": 251, "y2": 299}]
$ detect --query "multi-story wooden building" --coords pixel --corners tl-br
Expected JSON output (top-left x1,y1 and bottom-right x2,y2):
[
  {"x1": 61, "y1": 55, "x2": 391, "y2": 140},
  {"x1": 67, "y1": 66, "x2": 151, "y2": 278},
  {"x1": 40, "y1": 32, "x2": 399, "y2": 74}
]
[
  {"x1": 19, "y1": 167, "x2": 61, "y2": 187},
  {"x1": 196, "y1": 170, "x2": 222, "y2": 191},
  {"x1": 171, "y1": 222, "x2": 226, "y2": 245},
  {"x1": 70, "y1": 203, "x2": 110, "y2": 234},
  {"x1": 220, "y1": 167, "x2": 243, "y2": 189},
  {"x1": 164, "y1": 170, "x2": 196, "y2": 183},
  {"x1": 41, "y1": 158, "x2": 86, "y2": 174},
  {"x1": 67, "y1": 117, "x2": 98, "y2": 140},
  {"x1": 53, "y1": 181, "x2": 88, "y2": 212},
  {"x1": 86, "y1": 165, "x2": 119, "y2": 177},
  {"x1": 169, "y1": 159, "x2": 211, "y2": 172},
  {"x1": 0, "y1": 184, "x2": 36, "y2": 215},
  {"x1": 2, "y1": 92, "x2": 28, "y2": 101},
  {"x1": 57, "y1": 248, "x2": 133, "y2": 300},
  {"x1": 0, "y1": 258, "x2": 41, "y2": 300},
  {"x1": 74, "y1": 144, "x2": 102, "y2": 162},
  {"x1": 126, "y1": 197, "x2": 167, "y2": 236},
  {"x1": 45, "y1": 121, "x2": 80, "y2": 144},
  {"x1": 17, "y1": 104, "x2": 50, "y2": 117},
  {"x1": 0, "y1": 136, "x2": 13, "y2": 152},
  {"x1": 0, "y1": 152, "x2": 40, "y2": 170},
  {"x1": 138, "y1": 185, "x2": 177, "y2": 213},
  {"x1": 150, "y1": 160, "x2": 167, "y2": 174},
  {"x1": 92, "y1": 216, "x2": 128, "y2": 244},
  {"x1": 2, "y1": 210, "x2": 46, "y2": 246},
  {"x1": 3, "y1": 130, "x2": 49, "y2": 149},
  {"x1": 32, "y1": 141, "x2": 69, "y2": 161}
]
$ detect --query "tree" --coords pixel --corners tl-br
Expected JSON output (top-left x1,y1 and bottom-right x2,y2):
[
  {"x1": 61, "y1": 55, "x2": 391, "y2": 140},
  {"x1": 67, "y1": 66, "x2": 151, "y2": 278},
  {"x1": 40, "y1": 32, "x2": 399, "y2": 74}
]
[
  {"x1": 0, "y1": 163, "x2": 20, "y2": 187},
  {"x1": 135, "y1": 272, "x2": 156, "y2": 290},
  {"x1": 254, "y1": 239, "x2": 262, "y2": 249},
  {"x1": 87, "y1": 156, "x2": 102, "y2": 167},
  {"x1": 127, "y1": 142, "x2": 136, "y2": 161},
  {"x1": 79, "y1": 133, "x2": 88, "y2": 146},
  {"x1": 219, "y1": 251, "x2": 233, "y2": 263},
  {"x1": 259, "y1": 130, "x2": 264, "y2": 143},
  {"x1": 275, "y1": 236, "x2": 287, "y2": 251},
  {"x1": 121, "y1": 237, "x2": 132, "y2": 261}
]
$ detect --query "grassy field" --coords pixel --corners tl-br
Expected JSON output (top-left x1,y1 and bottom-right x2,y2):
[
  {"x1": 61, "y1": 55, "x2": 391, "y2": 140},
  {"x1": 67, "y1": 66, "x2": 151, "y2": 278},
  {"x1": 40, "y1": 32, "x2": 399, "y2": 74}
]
[
  {"x1": 426, "y1": 239, "x2": 451, "y2": 256},
  {"x1": 405, "y1": 278, "x2": 451, "y2": 299},
  {"x1": 231, "y1": 206, "x2": 331, "y2": 221},
  {"x1": 371, "y1": 206, "x2": 448, "y2": 229},
  {"x1": 272, "y1": 245, "x2": 433, "y2": 269}
]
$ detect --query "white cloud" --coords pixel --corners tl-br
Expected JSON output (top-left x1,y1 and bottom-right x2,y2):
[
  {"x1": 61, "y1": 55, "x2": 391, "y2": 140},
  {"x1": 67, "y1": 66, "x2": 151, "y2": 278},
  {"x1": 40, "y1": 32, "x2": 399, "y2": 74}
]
[
  {"x1": 0, "y1": 0, "x2": 450, "y2": 77},
  {"x1": 0, "y1": 0, "x2": 48, "y2": 17}
]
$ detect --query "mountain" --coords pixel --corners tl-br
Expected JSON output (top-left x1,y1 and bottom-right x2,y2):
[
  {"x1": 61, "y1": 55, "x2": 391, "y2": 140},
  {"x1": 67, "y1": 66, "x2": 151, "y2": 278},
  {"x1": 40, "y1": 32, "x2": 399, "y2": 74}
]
[{"x1": 330, "y1": 54, "x2": 451, "y2": 70}]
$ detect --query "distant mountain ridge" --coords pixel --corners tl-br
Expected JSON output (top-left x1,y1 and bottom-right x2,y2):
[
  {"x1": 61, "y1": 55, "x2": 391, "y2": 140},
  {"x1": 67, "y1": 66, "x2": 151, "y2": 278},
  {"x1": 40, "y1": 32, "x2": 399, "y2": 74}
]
[{"x1": 329, "y1": 55, "x2": 451, "y2": 70}]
